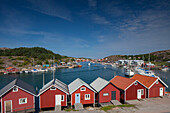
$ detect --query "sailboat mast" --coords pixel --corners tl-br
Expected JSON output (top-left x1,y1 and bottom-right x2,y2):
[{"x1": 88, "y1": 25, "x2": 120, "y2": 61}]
[{"x1": 53, "y1": 56, "x2": 55, "y2": 80}]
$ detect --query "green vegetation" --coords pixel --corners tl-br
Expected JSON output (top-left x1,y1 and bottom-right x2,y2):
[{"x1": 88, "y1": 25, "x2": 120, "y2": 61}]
[
  {"x1": 0, "y1": 66, "x2": 5, "y2": 69},
  {"x1": 0, "y1": 47, "x2": 68, "y2": 61},
  {"x1": 100, "y1": 104, "x2": 135, "y2": 111},
  {"x1": 12, "y1": 62, "x2": 18, "y2": 66},
  {"x1": 64, "y1": 108, "x2": 77, "y2": 112},
  {"x1": 0, "y1": 60, "x2": 4, "y2": 64}
]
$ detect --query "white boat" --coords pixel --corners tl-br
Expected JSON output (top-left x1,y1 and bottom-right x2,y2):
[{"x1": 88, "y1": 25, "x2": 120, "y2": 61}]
[
  {"x1": 25, "y1": 70, "x2": 29, "y2": 73},
  {"x1": 111, "y1": 63, "x2": 117, "y2": 67},
  {"x1": 162, "y1": 67, "x2": 169, "y2": 72},
  {"x1": 135, "y1": 67, "x2": 156, "y2": 77},
  {"x1": 125, "y1": 68, "x2": 134, "y2": 77},
  {"x1": 88, "y1": 63, "x2": 91, "y2": 66}
]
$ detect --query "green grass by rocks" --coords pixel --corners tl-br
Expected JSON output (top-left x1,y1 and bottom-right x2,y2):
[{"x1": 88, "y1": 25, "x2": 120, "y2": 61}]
[{"x1": 100, "y1": 104, "x2": 135, "y2": 111}]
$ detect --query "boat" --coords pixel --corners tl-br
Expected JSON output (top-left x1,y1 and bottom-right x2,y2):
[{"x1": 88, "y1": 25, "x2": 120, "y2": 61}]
[
  {"x1": 162, "y1": 67, "x2": 169, "y2": 72},
  {"x1": 32, "y1": 69, "x2": 38, "y2": 72},
  {"x1": 24, "y1": 70, "x2": 29, "y2": 73},
  {"x1": 4, "y1": 71, "x2": 8, "y2": 74},
  {"x1": 77, "y1": 65, "x2": 82, "y2": 68},
  {"x1": 125, "y1": 68, "x2": 134, "y2": 77},
  {"x1": 88, "y1": 63, "x2": 91, "y2": 66}
]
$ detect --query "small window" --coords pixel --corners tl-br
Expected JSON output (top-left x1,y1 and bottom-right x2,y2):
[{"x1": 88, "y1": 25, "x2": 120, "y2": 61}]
[
  {"x1": 103, "y1": 93, "x2": 109, "y2": 96},
  {"x1": 50, "y1": 86, "x2": 56, "y2": 90},
  {"x1": 85, "y1": 94, "x2": 90, "y2": 100},
  {"x1": 141, "y1": 89, "x2": 144, "y2": 95},
  {"x1": 80, "y1": 87, "x2": 86, "y2": 91},
  {"x1": 156, "y1": 81, "x2": 159, "y2": 84},
  {"x1": 134, "y1": 82, "x2": 138, "y2": 85},
  {"x1": 19, "y1": 98, "x2": 27, "y2": 104},
  {"x1": 13, "y1": 86, "x2": 18, "y2": 92},
  {"x1": 61, "y1": 95, "x2": 64, "y2": 101}
]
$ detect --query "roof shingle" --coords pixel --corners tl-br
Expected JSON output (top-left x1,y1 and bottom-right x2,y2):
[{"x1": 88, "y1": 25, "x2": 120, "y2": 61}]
[{"x1": 110, "y1": 76, "x2": 135, "y2": 90}]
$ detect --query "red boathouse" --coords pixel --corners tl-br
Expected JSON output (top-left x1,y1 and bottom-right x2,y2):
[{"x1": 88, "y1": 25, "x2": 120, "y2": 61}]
[
  {"x1": 68, "y1": 78, "x2": 96, "y2": 106},
  {"x1": 38, "y1": 79, "x2": 69, "y2": 109},
  {"x1": 110, "y1": 76, "x2": 147, "y2": 102},
  {"x1": 0, "y1": 79, "x2": 36, "y2": 113},
  {"x1": 90, "y1": 77, "x2": 120, "y2": 103},
  {"x1": 131, "y1": 74, "x2": 168, "y2": 98}
]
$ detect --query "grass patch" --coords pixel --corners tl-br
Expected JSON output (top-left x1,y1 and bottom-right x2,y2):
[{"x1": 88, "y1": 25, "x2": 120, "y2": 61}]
[
  {"x1": 100, "y1": 104, "x2": 135, "y2": 111},
  {"x1": 64, "y1": 108, "x2": 77, "y2": 112},
  {"x1": 100, "y1": 105, "x2": 117, "y2": 111},
  {"x1": 117, "y1": 104, "x2": 135, "y2": 107}
]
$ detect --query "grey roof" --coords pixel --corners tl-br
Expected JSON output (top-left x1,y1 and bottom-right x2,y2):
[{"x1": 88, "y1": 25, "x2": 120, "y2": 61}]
[
  {"x1": 90, "y1": 77, "x2": 109, "y2": 92},
  {"x1": 39, "y1": 79, "x2": 69, "y2": 95},
  {"x1": 68, "y1": 78, "x2": 96, "y2": 94},
  {"x1": 0, "y1": 79, "x2": 36, "y2": 97}
]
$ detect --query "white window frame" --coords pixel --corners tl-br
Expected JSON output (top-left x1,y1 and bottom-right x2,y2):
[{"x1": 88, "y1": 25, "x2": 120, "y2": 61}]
[
  {"x1": 13, "y1": 86, "x2": 18, "y2": 92},
  {"x1": 141, "y1": 89, "x2": 144, "y2": 95},
  {"x1": 80, "y1": 87, "x2": 86, "y2": 91},
  {"x1": 85, "y1": 94, "x2": 90, "y2": 100},
  {"x1": 50, "y1": 86, "x2": 56, "y2": 90},
  {"x1": 156, "y1": 81, "x2": 159, "y2": 84},
  {"x1": 61, "y1": 95, "x2": 64, "y2": 101},
  {"x1": 103, "y1": 93, "x2": 109, "y2": 96},
  {"x1": 134, "y1": 82, "x2": 138, "y2": 85},
  {"x1": 19, "y1": 98, "x2": 27, "y2": 104}
]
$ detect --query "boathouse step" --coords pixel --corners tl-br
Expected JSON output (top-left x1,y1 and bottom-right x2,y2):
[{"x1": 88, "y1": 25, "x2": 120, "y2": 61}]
[
  {"x1": 110, "y1": 100, "x2": 122, "y2": 105},
  {"x1": 100, "y1": 102, "x2": 112, "y2": 107},
  {"x1": 55, "y1": 105, "x2": 61, "y2": 111},
  {"x1": 74, "y1": 103, "x2": 84, "y2": 110}
]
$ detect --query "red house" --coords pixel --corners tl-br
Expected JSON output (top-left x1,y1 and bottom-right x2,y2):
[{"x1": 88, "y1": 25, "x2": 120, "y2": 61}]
[
  {"x1": 131, "y1": 74, "x2": 168, "y2": 98},
  {"x1": 6, "y1": 67, "x2": 19, "y2": 73},
  {"x1": 68, "y1": 78, "x2": 96, "y2": 106},
  {"x1": 110, "y1": 76, "x2": 147, "y2": 102},
  {"x1": 0, "y1": 79, "x2": 36, "y2": 113},
  {"x1": 38, "y1": 79, "x2": 69, "y2": 109},
  {"x1": 90, "y1": 77, "x2": 120, "y2": 103}
]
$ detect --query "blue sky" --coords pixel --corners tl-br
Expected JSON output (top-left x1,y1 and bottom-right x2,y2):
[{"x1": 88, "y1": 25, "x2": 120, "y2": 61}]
[{"x1": 0, "y1": 0, "x2": 170, "y2": 58}]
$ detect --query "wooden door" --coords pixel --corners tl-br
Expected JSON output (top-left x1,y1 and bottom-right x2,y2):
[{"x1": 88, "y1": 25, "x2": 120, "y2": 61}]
[
  {"x1": 160, "y1": 88, "x2": 163, "y2": 96},
  {"x1": 111, "y1": 91, "x2": 116, "y2": 100},
  {"x1": 55, "y1": 95, "x2": 61, "y2": 105},
  {"x1": 5, "y1": 100, "x2": 12, "y2": 113},
  {"x1": 137, "y1": 89, "x2": 141, "y2": 99},
  {"x1": 75, "y1": 93, "x2": 80, "y2": 103}
]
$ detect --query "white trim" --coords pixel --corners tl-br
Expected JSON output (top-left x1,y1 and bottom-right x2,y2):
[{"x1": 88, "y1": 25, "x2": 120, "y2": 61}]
[
  {"x1": 80, "y1": 87, "x2": 86, "y2": 91},
  {"x1": 125, "y1": 80, "x2": 137, "y2": 91},
  {"x1": 38, "y1": 85, "x2": 69, "y2": 96},
  {"x1": 33, "y1": 96, "x2": 35, "y2": 108},
  {"x1": 16, "y1": 86, "x2": 36, "y2": 96},
  {"x1": 1, "y1": 97, "x2": 2, "y2": 113},
  {"x1": 12, "y1": 87, "x2": 18, "y2": 92},
  {"x1": 39, "y1": 96, "x2": 41, "y2": 109},
  {"x1": 149, "y1": 79, "x2": 159, "y2": 89},
  {"x1": 134, "y1": 82, "x2": 138, "y2": 85},
  {"x1": 50, "y1": 86, "x2": 56, "y2": 90},
  {"x1": 69, "y1": 84, "x2": 96, "y2": 95},
  {"x1": 94, "y1": 93, "x2": 95, "y2": 104},
  {"x1": 85, "y1": 94, "x2": 90, "y2": 100},
  {"x1": 19, "y1": 98, "x2": 27, "y2": 104},
  {"x1": 4, "y1": 100, "x2": 12, "y2": 113},
  {"x1": 66, "y1": 94, "x2": 67, "y2": 106},
  {"x1": 148, "y1": 89, "x2": 149, "y2": 98},
  {"x1": 158, "y1": 78, "x2": 168, "y2": 88},
  {"x1": 124, "y1": 91, "x2": 126, "y2": 101},
  {"x1": 145, "y1": 88, "x2": 146, "y2": 98}
]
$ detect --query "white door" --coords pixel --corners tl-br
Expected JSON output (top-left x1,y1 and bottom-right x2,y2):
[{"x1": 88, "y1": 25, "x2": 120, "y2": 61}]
[
  {"x1": 55, "y1": 95, "x2": 61, "y2": 105},
  {"x1": 137, "y1": 89, "x2": 141, "y2": 99},
  {"x1": 160, "y1": 88, "x2": 163, "y2": 96}
]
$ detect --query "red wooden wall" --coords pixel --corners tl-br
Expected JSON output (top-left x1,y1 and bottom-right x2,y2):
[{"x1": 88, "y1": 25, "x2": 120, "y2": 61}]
[
  {"x1": 149, "y1": 81, "x2": 165, "y2": 98},
  {"x1": 71, "y1": 85, "x2": 95, "y2": 105},
  {"x1": 126, "y1": 81, "x2": 146, "y2": 100},
  {"x1": 99, "y1": 83, "x2": 120, "y2": 103},
  {"x1": 1, "y1": 88, "x2": 34, "y2": 113},
  {"x1": 40, "y1": 88, "x2": 67, "y2": 108}
]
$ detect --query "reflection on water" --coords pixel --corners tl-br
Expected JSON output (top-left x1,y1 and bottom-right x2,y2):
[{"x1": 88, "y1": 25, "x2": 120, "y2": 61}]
[{"x1": 0, "y1": 62, "x2": 169, "y2": 92}]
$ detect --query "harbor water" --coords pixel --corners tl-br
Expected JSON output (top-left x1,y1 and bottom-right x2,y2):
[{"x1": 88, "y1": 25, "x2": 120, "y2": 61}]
[{"x1": 0, "y1": 62, "x2": 169, "y2": 92}]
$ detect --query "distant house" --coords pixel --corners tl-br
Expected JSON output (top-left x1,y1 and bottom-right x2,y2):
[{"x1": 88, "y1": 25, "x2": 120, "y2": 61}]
[
  {"x1": 6, "y1": 67, "x2": 19, "y2": 73},
  {"x1": 110, "y1": 76, "x2": 147, "y2": 102},
  {"x1": 90, "y1": 77, "x2": 120, "y2": 103},
  {"x1": 38, "y1": 79, "x2": 69, "y2": 109},
  {"x1": 0, "y1": 79, "x2": 36, "y2": 113},
  {"x1": 68, "y1": 78, "x2": 96, "y2": 106},
  {"x1": 131, "y1": 74, "x2": 168, "y2": 98}
]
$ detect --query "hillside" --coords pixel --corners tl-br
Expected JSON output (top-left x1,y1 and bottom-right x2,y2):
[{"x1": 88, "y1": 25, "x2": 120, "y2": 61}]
[
  {"x1": 106, "y1": 49, "x2": 170, "y2": 62},
  {"x1": 0, "y1": 47, "x2": 69, "y2": 69}
]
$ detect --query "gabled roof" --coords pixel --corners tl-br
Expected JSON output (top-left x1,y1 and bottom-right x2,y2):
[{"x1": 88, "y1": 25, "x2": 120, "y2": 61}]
[
  {"x1": 6, "y1": 67, "x2": 13, "y2": 70},
  {"x1": 0, "y1": 79, "x2": 36, "y2": 97},
  {"x1": 131, "y1": 74, "x2": 168, "y2": 88},
  {"x1": 39, "y1": 79, "x2": 69, "y2": 95},
  {"x1": 90, "y1": 77, "x2": 109, "y2": 92},
  {"x1": 68, "y1": 78, "x2": 96, "y2": 94},
  {"x1": 110, "y1": 76, "x2": 136, "y2": 90}
]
